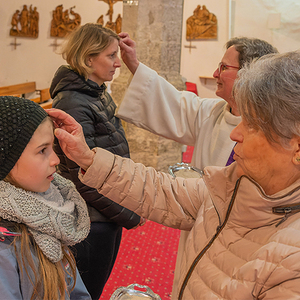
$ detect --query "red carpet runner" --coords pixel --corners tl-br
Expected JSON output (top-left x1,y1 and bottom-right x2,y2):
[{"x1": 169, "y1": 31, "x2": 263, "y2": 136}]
[{"x1": 100, "y1": 220, "x2": 180, "y2": 299}]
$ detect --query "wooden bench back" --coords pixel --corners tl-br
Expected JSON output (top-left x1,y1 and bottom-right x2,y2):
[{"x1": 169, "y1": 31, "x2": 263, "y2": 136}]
[
  {"x1": 39, "y1": 88, "x2": 50, "y2": 102},
  {"x1": 0, "y1": 82, "x2": 36, "y2": 97},
  {"x1": 0, "y1": 82, "x2": 53, "y2": 108}
]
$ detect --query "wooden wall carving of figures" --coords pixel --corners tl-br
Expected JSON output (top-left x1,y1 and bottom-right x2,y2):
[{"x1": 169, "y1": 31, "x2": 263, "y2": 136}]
[
  {"x1": 10, "y1": 5, "x2": 39, "y2": 38},
  {"x1": 186, "y1": 5, "x2": 217, "y2": 40},
  {"x1": 50, "y1": 5, "x2": 81, "y2": 38},
  {"x1": 97, "y1": 0, "x2": 123, "y2": 34}
]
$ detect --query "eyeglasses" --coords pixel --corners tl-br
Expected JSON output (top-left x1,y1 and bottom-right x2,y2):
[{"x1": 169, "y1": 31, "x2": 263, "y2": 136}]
[{"x1": 218, "y1": 62, "x2": 240, "y2": 74}]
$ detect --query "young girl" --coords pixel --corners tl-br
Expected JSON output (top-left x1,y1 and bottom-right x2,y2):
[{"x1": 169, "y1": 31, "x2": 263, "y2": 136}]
[{"x1": 0, "y1": 96, "x2": 91, "y2": 300}]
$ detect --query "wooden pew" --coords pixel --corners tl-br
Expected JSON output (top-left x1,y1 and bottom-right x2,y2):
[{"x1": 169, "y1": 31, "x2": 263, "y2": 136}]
[
  {"x1": 40, "y1": 99, "x2": 53, "y2": 109},
  {"x1": 39, "y1": 88, "x2": 51, "y2": 102},
  {"x1": 38, "y1": 88, "x2": 53, "y2": 108},
  {"x1": 32, "y1": 88, "x2": 51, "y2": 103},
  {"x1": 0, "y1": 82, "x2": 52, "y2": 108},
  {"x1": 0, "y1": 82, "x2": 36, "y2": 97}
]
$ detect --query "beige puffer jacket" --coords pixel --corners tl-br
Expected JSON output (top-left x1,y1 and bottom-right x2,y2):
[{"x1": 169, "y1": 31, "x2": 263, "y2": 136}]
[{"x1": 80, "y1": 148, "x2": 300, "y2": 300}]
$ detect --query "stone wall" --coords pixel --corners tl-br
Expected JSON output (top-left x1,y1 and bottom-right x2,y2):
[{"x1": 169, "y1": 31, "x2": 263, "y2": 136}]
[{"x1": 112, "y1": 0, "x2": 185, "y2": 172}]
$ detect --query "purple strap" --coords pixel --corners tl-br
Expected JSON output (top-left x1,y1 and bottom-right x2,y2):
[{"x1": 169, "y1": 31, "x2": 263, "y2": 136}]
[{"x1": 226, "y1": 147, "x2": 235, "y2": 166}]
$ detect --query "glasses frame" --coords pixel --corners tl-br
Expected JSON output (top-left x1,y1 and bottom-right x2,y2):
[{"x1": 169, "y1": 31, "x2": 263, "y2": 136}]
[{"x1": 218, "y1": 62, "x2": 240, "y2": 74}]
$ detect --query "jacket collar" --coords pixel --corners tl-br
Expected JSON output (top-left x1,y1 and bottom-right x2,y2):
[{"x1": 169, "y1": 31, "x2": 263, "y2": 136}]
[
  {"x1": 203, "y1": 163, "x2": 300, "y2": 228},
  {"x1": 50, "y1": 65, "x2": 106, "y2": 98},
  {"x1": 224, "y1": 103, "x2": 241, "y2": 126}
]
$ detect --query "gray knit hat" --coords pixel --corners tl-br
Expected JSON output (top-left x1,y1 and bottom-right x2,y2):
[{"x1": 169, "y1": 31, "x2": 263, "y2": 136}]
[{"x1": 0, "y1": 96, "x2": 48, "y2": 180}]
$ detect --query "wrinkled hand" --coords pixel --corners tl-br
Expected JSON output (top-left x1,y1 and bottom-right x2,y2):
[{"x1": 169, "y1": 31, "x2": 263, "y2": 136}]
[
  {"x1": 119, "y1": 32, "x2": 139, "y2": 74},
  {"x1": 46, "y1": 108, "x2": 95, "y2": 171}
]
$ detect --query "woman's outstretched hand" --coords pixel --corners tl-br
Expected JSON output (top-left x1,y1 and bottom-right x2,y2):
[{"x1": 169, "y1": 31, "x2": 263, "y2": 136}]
[
  {"x1": 119, "y1": 32, "x2": 140, "y2": 74},
  {"x1": 46, "y1": 108, "x2": 95, "y2": 171}
]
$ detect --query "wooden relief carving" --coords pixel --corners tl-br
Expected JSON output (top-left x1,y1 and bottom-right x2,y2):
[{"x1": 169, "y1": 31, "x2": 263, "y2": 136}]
[
  {"x1": 186, "y1": 5, "x2": 217, "y2": 40},
  {"x1": 97, "y1": 15, "x2": 104, "y2": 26},
  {"x1": 97, "y1": 0, "x2": 123, "y2": 34},
  {"x1": 50, "y1": 5, "x2": 81, "y2": 38},
  {"x1": 10, "y1": 5, "x2": 39, "y2": 38}
]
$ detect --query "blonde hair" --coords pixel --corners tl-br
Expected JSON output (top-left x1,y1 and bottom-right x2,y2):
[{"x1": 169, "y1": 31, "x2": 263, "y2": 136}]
[
  {"x1": 62, "y1": 23, "x2": 119, "y2": 79},
  {"x1": 13, "y1": 223, "x2": 77, "y2": 300}
]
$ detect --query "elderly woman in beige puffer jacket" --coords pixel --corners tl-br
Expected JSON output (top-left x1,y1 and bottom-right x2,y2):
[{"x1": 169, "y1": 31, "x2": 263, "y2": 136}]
[{"x1": 48, "y1": 51, "x2": 300, "y2": 300}]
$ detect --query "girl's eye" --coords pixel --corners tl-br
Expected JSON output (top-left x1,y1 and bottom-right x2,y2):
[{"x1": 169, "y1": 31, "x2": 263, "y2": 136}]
[{"x1": 39, "y1": 148, "x2": 46, "y2": 154}]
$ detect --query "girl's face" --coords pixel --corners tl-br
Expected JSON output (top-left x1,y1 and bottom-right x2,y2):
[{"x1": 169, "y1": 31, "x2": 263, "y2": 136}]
[
  {"x1": 87, "y1": 38, "x2": 121, "y2": 86},
  {"x1": 9, "y1": 118, "x2": 60, "y2": 193}
]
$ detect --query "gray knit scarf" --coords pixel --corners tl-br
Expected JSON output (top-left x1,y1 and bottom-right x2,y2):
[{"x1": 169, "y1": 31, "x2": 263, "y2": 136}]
[{"x1": 0, "y1": 173, "x2": 90, "y2": 263}]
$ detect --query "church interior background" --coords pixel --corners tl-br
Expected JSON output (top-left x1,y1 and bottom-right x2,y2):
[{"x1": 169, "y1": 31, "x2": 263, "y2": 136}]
[{"x1": 1, "y1": 0, "x2": 300, "y2": 170}]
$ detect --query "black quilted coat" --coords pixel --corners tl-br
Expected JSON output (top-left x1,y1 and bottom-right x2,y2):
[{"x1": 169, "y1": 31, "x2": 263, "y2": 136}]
[{"x1": 50, "y1": 65, "x2": 140, "y2": 229}]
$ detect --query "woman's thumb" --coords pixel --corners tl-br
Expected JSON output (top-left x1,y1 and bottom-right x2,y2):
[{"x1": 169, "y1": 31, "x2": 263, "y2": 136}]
[{"x1": 54, "y1": 128, "x2": 71, "y2": 142}]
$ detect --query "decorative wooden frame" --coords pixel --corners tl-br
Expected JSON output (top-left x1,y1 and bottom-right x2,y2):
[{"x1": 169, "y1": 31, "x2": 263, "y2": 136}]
[
  {"x1": 50, "y1": 5, "x2": 81, "y2": 38},
  {"x1": 97, "y1": 0, "x2": 123, "y2": 33},
  {"x1": 186, "y1": 5, "x2": 217, "y2": 40},
  {"x1": 10, "y1": 5, "x2": 39, "y2": 38}
]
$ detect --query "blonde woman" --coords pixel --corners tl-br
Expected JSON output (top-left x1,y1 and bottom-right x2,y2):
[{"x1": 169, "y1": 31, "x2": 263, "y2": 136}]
[{"x1": 50, "y1": 23, "x2": 143, "y2": 299}]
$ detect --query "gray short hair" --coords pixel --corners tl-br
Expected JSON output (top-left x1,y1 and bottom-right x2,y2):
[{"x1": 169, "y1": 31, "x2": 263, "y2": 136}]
[
  {"x1": 233, "y1": 51, "x2": 300, "y2": 147},
  {"x1": 226, "y1": 37, "x2": 278, "y2": 68}
]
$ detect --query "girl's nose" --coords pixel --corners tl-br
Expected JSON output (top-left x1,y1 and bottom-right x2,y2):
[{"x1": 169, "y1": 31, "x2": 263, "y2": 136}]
[{"x1": 51, "y1": 150, "x2": 60, "y2": 167}]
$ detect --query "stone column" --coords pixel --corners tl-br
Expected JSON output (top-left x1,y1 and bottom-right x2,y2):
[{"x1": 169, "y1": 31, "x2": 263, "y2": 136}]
[{"x1": 112, "y1": 0, "x2": 185, "y2": 172}]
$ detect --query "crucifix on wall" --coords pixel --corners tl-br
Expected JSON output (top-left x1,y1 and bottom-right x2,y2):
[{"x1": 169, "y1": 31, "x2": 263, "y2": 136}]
[
  {"x1": 184, "y1": 40, "x2": 197, "y2": 54},
  {"x1": 184, "y1": 5, "x2": 217, "y2": 54},
  {"x1": 49, "y1": 39, "x2": 61, "y2": 52},
  {"x1": 10, "y1": 37, "x2": 21, "y2": 50},
  {"x1": 97, "y1": 0, "x2": 123, "y2": 33}
]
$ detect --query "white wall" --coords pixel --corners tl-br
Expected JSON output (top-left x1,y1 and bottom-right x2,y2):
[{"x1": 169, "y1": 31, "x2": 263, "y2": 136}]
[
  {"x1": 0, "y1": 0, "x2": 122, "y2": 91},
  {"x1": 180, "y1": 0, "x2": 300, "y2": 99},
  {"x1": 180, "y1": 0, "x2": 230, "y2": 98},
  {"x1": 2, "y1": 0, "x2": 300, "y2": 98}
]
